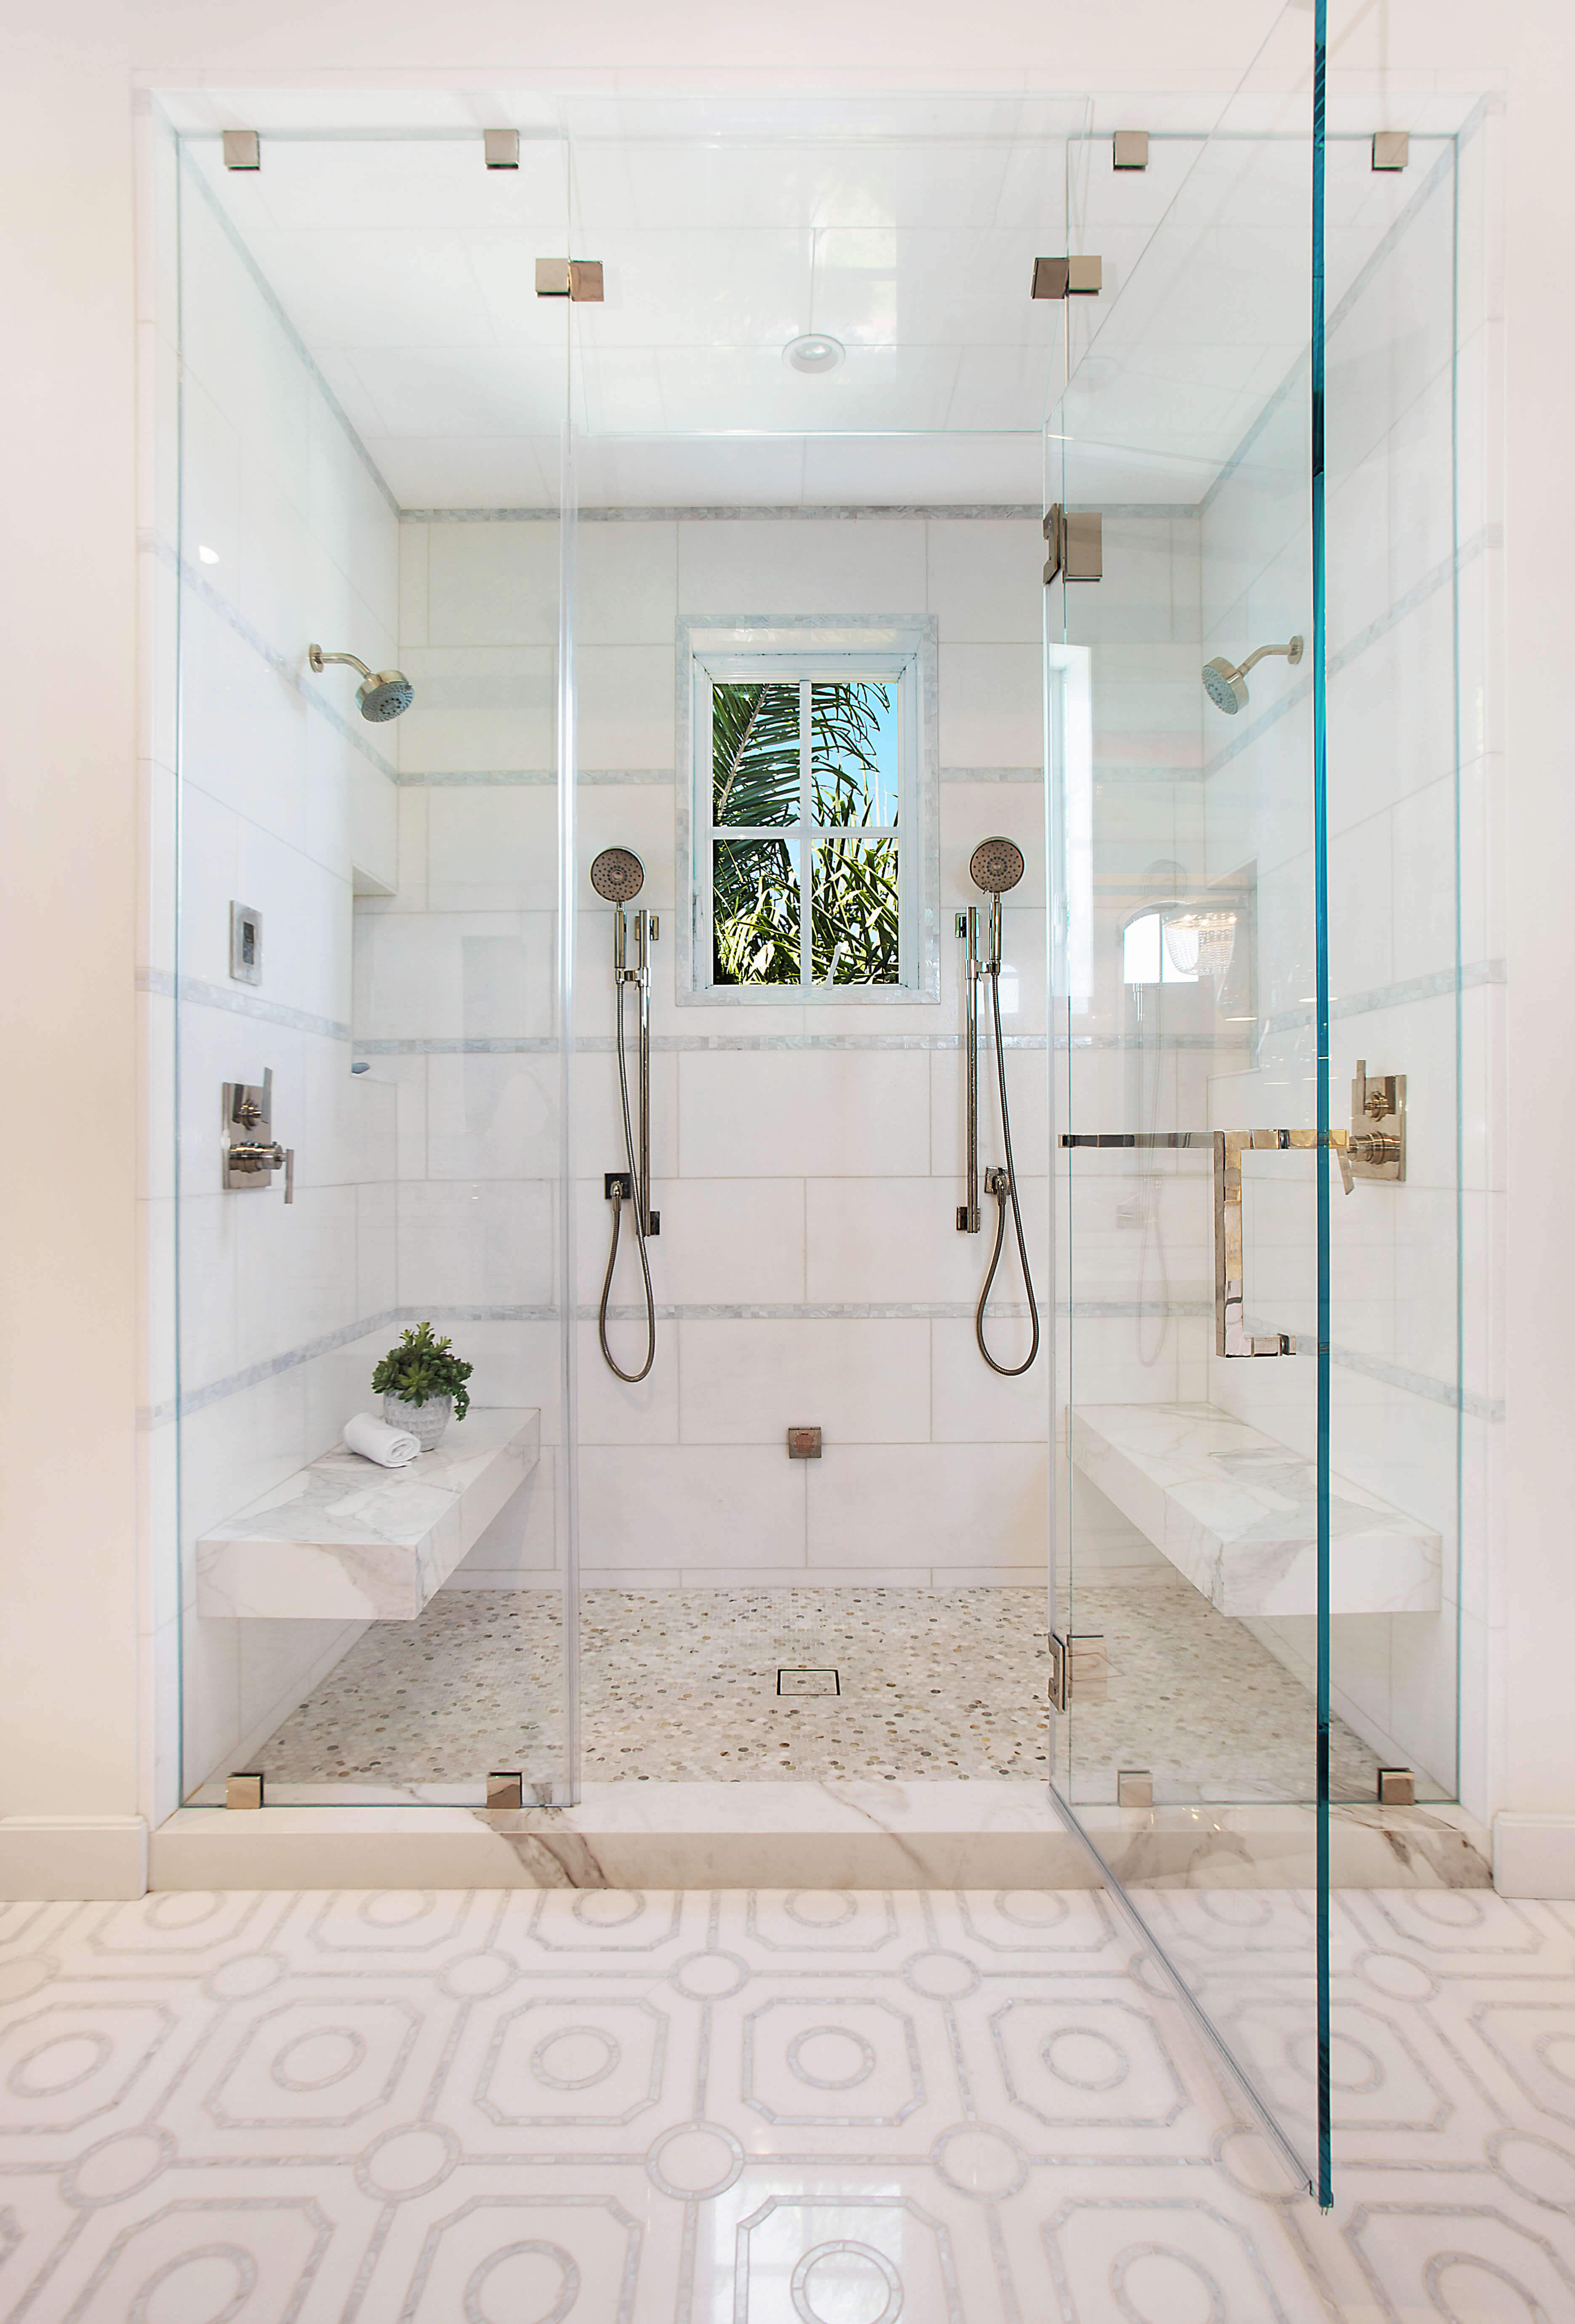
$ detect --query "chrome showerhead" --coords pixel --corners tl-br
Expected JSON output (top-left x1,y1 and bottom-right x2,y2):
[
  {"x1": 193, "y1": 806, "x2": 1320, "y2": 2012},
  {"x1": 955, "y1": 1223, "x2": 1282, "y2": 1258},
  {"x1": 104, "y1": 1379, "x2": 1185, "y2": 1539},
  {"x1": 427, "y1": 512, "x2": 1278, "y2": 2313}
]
[
  {"x1": 1201, "y1": 635, "x2": 1304, "y2": 717},
  {"x1": 970, "y1": 837, "x2": 1026, "y2": 895},
  {"x1": 1202, "y1": 656, "x2": 1246, "y2": 714},
  {"x1": 308, "y1": 645, "x2": 415, "y2": 722},
  {"x1": 590, "y1": 846, "x2": 645, "y2": 903},
  {"x1": 357, "y1": 672, "x2": 414, "y2": 721}
]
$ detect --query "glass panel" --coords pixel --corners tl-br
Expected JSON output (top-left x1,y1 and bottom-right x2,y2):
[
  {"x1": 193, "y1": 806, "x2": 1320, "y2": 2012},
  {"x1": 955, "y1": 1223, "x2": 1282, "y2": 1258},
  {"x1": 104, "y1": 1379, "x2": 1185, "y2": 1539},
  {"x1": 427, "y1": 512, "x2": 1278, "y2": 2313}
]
[
  {"x1": 812, "y1": 834, "x2": 901, "y2": 983},
  {"x1": 713, "y1": 836, "x2": 801, "y2": 985},
  {"x1": 1051, "y1": 7, "x2": 1334, "y2": 2191},
  {"x1": 1324, "y1": 127, "x2": 1461, "y2": 1811},
  {"x1": 565, "y1": 87, "x2": 1068, "y2": 1800},
  {"x1": 811, "y1": 680, "x2": 898, "y2": 829},
  {"x1": 172, "y1": 129, "x2": 573, "y2": 1807},
  {"x1": 713, "y1": 680, "x2": 801, "y2": 826}
]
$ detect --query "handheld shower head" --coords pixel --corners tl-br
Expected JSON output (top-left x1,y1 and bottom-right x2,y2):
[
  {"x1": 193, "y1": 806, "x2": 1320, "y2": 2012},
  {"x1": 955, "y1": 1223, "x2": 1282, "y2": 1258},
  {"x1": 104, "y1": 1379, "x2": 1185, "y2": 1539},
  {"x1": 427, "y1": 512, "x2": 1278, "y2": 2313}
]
[
  {"x1": 1201, "y1": 634, "x2": 1304, "y2": 716},
  {"x1": 590, "y1": 846, "x2": 645, "y2": 903},
  {"x1": 308, "y1": 645, "x2": 415, "y2": 722},
  {"x1": 970, "y1": 837, "x2": 1026, "y2": 895}
]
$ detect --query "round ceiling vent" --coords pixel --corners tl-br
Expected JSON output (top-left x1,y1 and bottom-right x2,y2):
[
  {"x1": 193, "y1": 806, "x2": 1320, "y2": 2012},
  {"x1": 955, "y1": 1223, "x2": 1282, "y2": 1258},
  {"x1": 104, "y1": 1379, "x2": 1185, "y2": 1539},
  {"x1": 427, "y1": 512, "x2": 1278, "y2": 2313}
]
[{"x1": 784, "y1": 333, "x2": 846, "y2": 375}]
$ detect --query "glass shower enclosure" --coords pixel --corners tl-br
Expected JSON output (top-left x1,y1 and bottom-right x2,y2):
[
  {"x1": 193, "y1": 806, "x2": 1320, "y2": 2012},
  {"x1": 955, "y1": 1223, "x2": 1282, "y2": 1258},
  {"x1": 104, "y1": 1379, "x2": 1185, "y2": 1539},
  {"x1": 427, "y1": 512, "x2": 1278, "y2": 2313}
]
[{"x1": 155, "y1": 3, "x2": 1471, "y2": 2202}]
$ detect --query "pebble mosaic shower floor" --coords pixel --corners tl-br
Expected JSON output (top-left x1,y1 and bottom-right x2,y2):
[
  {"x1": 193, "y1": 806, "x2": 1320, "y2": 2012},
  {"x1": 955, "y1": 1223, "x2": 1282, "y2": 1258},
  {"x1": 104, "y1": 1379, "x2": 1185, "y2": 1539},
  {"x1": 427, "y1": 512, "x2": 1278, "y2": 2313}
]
[{"x1": 255, "y1": 1583, "x2": 1385, "y2": 1801}]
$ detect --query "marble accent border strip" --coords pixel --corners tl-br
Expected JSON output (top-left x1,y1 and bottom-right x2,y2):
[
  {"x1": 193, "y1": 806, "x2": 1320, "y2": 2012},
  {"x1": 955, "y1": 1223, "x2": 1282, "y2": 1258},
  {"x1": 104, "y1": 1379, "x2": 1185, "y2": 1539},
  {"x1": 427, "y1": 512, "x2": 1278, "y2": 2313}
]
[
  {"x1": 394, "y1": 764, "x2": 1042, "y2": 789},
  {"x1": 161, "y1": 1294, "x2": 1488, "y2": 1431},
  {"x1": 144, "y1": 1309, "x2": 405, "y2": 1429},
  {"x1": 153, "y1": 538, "x2": 399, "y2": 786},
  {"x1": 140, "y1": 966, "x2": 352, "y2": 1044},
  {"x1": 399, "y1": 502, "x2": 1199, "y2": 523},
  {"x1": 1329, "y1": 1341, "x2": 1503, "y2": 1426},
  {"x1": 400, "y1": 504, "x2": 1047, "y2": 524},
  {"x1": 1201, "y1": 528, "x2": 1490, "y2": 780},
  {"x1": 1262, "y1": 955, "x2": 1504, "y2": 1035},
  {"x1": 179, "y1": 139, "x2": 402, "y2": 521},
  {"x1": 353, "y1": 1031, "x2": 1045, "y2": 1055}
]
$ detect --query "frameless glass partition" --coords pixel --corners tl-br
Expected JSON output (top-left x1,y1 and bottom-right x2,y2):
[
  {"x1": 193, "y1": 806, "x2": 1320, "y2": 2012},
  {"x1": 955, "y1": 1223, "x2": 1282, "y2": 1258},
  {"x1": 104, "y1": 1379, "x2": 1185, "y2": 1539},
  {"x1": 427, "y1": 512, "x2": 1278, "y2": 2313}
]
[
  {"x1": 171, "y1": 127, "x2": 574, "y2": 1806},
  {"x1": 557, "y1": 92, "x2": 1074, "y2": 1781},
  {"x1": 1048, "y1": 6, "x2": 1466, "y2": 2197},
  {"x1": 154, "y1": 53, "x2": 1474, "y2": 2204},
  {"x1": 1050, "y1": 9, "x2": 1330, "y2": 2187}
]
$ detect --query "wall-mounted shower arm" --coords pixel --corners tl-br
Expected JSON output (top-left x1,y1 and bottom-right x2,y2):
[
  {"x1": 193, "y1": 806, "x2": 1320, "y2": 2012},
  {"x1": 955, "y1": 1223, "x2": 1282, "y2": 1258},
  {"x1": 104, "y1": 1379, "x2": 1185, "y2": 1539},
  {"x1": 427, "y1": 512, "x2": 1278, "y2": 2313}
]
[{"x1": 1234, "y1": 638, "x2": 1303, "y2": 678}]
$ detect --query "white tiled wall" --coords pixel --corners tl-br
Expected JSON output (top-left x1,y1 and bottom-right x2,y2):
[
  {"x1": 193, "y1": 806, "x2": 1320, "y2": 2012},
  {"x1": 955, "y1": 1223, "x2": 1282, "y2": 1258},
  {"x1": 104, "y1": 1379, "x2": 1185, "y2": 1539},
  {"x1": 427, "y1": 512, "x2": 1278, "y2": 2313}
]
[{"x1": 380, "y1": 512, "x2": 1053, "y2": 1591}]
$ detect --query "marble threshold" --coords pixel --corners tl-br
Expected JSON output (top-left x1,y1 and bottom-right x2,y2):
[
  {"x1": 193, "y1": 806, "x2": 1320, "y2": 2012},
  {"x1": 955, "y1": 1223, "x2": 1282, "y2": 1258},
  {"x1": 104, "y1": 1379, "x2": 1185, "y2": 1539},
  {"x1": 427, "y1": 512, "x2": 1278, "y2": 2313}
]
[
  {"x1": 148, "y1": 1784, "x2": 1492, "y2": 1894},
  {"x1": 195, "y1": 1408, "x2": 539, "y2": 1620}
]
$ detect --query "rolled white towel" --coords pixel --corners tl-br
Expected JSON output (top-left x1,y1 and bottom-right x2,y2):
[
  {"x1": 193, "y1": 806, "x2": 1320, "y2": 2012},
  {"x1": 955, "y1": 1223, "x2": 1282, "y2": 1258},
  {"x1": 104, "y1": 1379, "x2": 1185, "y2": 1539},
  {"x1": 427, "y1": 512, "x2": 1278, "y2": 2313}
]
[{"x1": 342, "y1": 1411, "x2": 421, "y2": 1468}]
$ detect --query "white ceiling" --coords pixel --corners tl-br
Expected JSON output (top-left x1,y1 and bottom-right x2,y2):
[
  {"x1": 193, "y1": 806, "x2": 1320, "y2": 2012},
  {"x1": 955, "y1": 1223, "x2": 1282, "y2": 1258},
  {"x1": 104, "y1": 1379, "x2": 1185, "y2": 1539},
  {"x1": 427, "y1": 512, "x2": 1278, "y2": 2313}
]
[{"x1": 190, "y1": 100, "x2": 1451, "y2": 511}]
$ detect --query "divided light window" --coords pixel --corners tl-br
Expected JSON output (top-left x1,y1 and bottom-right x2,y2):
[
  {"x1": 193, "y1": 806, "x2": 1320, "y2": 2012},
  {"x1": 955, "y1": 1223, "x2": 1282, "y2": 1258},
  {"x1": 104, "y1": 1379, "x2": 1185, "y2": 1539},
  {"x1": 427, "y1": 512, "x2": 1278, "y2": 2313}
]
[{"x1": 701, "y1": 662, "x2": 914, "y2": 991}]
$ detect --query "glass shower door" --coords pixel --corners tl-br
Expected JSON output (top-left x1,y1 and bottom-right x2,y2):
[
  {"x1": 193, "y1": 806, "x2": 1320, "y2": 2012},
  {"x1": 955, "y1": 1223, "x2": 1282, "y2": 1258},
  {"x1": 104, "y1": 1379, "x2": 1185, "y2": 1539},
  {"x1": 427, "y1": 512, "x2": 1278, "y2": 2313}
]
[{"x1": 1049, "y1": 8, "x2": 1330, "y2": 2196}]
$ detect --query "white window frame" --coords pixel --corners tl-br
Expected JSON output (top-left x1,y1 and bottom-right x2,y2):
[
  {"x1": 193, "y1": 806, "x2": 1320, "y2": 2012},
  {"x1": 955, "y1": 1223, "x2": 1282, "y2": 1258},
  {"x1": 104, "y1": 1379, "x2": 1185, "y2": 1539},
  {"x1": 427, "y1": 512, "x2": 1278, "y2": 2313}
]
[{"x1": 677, "y1": 617, "x2": 939, "y2": 1006}]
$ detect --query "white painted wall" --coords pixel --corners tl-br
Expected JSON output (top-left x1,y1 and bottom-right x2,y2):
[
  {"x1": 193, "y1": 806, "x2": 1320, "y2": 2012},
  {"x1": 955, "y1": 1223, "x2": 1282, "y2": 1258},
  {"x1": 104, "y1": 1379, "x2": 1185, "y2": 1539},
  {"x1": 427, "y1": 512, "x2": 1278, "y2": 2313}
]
[{"x1": 4, "y1": 0, "x2": 1570, "y2": 1895}]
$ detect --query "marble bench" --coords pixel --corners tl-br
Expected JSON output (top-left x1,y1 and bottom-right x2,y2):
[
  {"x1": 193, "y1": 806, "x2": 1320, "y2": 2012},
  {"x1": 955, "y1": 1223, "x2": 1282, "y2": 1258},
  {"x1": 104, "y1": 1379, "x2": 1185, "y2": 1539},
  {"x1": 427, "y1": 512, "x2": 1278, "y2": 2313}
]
[
  {"x1": 1069, "y1": 1400, "x2": 1441, "y2": 1618},
  {"x1": 196, "y1": 1408, "x2": 540, "y2": 1621}
]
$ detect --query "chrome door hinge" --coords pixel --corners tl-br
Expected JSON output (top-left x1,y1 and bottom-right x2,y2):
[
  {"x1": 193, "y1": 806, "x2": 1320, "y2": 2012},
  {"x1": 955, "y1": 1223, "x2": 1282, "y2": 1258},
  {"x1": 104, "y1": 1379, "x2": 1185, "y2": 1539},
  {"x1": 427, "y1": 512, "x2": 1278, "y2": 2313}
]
[
  {"x1": 1031, "y1": 255, "x2": 1102, "y2": 299},
  {"x1": 1044, "y1": 505, "x2": 1103, "y2": 584},
  {"x1": 535, "y1": 259, "x2": 605, "y2": 302},
  {"x1": 1049, "y1": 1632, "x2": 1108, "y2": 1711}
]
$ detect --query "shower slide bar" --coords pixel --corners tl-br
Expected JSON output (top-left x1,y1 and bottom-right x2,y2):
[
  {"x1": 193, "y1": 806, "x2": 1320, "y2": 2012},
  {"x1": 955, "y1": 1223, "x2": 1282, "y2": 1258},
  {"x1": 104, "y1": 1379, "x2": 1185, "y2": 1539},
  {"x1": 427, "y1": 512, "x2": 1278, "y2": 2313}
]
[
  {"x1": 1060, "y1": 1126, "x2": 1369, "y2": 1360},
  {"x1": 591, "y1": 847, "x2": 660, "y2": 1383}
]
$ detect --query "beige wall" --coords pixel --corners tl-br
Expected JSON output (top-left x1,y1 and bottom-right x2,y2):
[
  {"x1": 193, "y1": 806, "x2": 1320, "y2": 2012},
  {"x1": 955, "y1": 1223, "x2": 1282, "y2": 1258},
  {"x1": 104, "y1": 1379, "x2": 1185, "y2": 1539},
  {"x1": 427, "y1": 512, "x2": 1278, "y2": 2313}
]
[{"x1": 2, "y1": 0, "x2": 1570, "y2": 1881}]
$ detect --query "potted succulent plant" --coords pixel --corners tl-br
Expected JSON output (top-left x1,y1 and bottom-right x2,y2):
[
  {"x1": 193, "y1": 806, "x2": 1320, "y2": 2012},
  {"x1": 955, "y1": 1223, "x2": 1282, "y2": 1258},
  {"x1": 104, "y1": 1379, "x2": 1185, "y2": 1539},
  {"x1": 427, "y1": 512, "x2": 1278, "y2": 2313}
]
[{"x1": 371, "y1": 1321, "x2": 473, "y2": 1451}]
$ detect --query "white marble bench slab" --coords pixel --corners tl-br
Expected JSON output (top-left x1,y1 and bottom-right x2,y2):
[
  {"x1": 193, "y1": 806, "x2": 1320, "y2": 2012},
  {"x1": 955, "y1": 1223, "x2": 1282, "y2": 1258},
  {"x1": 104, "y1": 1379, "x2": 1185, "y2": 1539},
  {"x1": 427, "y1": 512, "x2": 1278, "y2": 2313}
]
[
  {"x1": 197, "y1": 1408, "x2": 540, "y2": 1621},
  {"x1": 1070, "y1": 1400, "x2": 1441, "y2": 1618}
]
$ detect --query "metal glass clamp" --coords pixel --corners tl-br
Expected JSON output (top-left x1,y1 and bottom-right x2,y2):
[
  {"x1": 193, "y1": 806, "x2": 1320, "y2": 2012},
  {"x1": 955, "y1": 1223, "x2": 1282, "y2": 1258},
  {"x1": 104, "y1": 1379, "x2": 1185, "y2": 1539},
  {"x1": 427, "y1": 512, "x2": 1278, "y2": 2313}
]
[
  {"x1": 1031, "y1": 255, "x2": 1103, "y2": 299},
  {"x1": 1043, "y1": 504, "x2": 1103, "y2": 584}
]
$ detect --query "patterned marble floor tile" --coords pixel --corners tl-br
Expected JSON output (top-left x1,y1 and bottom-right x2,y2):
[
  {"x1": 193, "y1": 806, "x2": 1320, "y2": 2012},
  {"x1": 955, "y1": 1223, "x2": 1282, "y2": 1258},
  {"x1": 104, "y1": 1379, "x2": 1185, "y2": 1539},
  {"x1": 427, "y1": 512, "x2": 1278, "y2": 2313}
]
[{"x1": 8, "y1": 1888, "x2": 1575, "y2": 2320}]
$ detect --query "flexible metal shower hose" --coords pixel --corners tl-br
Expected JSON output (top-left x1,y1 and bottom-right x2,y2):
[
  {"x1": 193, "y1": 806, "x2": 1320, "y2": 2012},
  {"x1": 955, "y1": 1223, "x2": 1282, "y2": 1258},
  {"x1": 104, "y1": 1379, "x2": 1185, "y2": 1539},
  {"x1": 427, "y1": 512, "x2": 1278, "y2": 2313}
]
[
  {"x1": 975, "y1": 964, "x2": 1041, "y2": 1377},
  {"x1": 598, "y1": 977, "x2": 656, "y2": 1383}
]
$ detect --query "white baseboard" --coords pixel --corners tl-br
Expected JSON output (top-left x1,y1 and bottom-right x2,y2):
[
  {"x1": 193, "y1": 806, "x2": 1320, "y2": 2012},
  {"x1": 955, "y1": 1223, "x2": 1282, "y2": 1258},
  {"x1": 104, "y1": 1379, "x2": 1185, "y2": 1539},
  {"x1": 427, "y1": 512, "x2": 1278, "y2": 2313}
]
[
  {"x1": 1493, "y1": 1812, "x2": 1575, "y2": 1898},
  {"x1": 0, "y1": 1815, "x2": 147, "y2": 1900}
]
